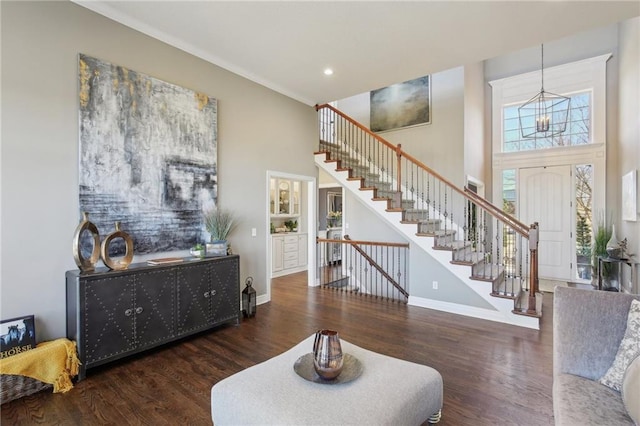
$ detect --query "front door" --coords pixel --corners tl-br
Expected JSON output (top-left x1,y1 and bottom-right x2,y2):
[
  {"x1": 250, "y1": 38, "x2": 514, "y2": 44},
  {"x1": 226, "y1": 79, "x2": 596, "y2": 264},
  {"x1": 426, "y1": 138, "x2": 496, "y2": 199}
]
[{"x1": 519, "y1": 165, "x2": 572, "y2": 281}]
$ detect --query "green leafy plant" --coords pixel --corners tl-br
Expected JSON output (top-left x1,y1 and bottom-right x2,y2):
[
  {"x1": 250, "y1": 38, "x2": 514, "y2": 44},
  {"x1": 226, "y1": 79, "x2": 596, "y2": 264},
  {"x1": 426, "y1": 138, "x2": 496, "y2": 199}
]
[
  {"x1": 190, "y1": 243, "x2": 205, "y2": 258},
  {"x1": 591, "y1": 212, "x2": 612, "y2": 277},
  {"x1": 284, "y1": 220, "x2": 297, "y2": 231},
  {"x1": 204, "y1": 208, "x2": 237, "y2": 241}
]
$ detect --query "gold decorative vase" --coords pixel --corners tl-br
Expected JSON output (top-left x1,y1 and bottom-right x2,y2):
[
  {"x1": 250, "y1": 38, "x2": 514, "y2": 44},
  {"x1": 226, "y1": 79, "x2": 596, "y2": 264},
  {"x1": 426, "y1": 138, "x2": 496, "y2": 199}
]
[
  {"x1": 72, "y1": 212, "x2": 101, "y2": 272},
  {"x1": 312, "y1": 329, "x2": 344, "y2": 380},
  {"x1": 100, "y1": 221, "x2": 134, "y2": 270}
]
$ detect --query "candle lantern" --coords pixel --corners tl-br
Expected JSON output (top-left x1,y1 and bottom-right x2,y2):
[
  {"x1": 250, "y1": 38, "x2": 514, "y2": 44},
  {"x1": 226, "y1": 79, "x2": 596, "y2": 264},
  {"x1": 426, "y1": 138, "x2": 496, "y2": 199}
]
[
  {"x1": 242, "y1": 276, "x2": 256, "y2": 318},
  {"x1": 518, "y1": 44, "x2": 570, "y2": 139}
]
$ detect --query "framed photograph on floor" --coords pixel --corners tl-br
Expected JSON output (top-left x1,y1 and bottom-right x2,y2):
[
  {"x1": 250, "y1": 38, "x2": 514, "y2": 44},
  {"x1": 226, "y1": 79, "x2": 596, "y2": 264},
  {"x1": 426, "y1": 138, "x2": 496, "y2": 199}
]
[
  {"x1": 370, "y1": 75, "x2": 431, "y2": 133},
  {"x1": 1, "y1": 315, "x2": 36, "y2": 358}
]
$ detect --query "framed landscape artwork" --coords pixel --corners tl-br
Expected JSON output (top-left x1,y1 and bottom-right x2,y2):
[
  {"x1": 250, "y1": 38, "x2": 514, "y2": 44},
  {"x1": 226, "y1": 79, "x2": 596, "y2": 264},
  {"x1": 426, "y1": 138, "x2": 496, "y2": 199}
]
[
  {"x1": 78, "y1": 54, "x2": 218, "y2": 254},
  {"x1": 370, "y1": 75, "x2": 431, "y2": 133}
]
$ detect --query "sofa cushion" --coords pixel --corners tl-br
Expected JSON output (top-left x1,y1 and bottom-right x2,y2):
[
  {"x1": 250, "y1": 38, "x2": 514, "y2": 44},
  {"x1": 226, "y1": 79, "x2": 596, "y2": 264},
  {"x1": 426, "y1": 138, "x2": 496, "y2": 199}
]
[
  {"x1": 622, "y1": 354, "x2": 640, "y2": 425},
  {"x1": 600, "y1": 299, "x2": 640, "y2": 391},
  {"x1": 554, "y1": 373, "x2": 634, "y2": 425}
]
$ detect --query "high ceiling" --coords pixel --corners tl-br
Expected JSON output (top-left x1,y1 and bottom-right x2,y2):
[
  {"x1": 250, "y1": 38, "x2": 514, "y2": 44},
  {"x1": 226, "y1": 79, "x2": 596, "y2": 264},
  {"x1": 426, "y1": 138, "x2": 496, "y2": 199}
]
[{"x1": 74, "y1": 1, "x2": 639, "y2": 106}]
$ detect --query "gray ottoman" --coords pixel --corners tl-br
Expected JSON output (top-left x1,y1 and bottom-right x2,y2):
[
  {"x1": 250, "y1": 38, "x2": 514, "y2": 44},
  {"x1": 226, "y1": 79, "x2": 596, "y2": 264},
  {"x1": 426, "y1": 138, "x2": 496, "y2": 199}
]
[{"x1": 211, "y1": 334, "x2": 443, "y2": 425}]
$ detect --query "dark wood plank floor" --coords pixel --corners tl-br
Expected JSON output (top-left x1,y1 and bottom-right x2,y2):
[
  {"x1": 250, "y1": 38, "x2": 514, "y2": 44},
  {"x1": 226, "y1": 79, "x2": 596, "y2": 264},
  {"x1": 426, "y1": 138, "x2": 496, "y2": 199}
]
[{"x1": 1, "y1": 272, "x2": 554, "y2": 425}]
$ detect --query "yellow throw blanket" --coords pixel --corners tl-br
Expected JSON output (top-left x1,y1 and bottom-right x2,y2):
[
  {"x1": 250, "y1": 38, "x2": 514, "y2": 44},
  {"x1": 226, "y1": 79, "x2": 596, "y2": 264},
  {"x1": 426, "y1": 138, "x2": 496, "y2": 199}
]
[{"x1": 0, "y1": 338, "x2": 80, "y2": 393}]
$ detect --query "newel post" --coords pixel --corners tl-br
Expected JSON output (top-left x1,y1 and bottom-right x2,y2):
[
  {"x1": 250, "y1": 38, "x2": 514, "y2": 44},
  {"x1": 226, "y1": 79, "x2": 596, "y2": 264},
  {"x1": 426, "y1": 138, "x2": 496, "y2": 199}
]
[
  {"x1": 528, "y1": 222, "x2": 539, "y2": 314},
  {"x1": 396, "y1": 144, "x2": 402, "y2": 194}
]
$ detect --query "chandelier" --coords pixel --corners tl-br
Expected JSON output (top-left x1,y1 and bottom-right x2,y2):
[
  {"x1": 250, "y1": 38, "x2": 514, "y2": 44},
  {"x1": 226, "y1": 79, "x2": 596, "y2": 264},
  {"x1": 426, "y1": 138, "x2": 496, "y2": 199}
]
[{"x1": 518, "y1": 44, "x2": 570, "y2": 139}]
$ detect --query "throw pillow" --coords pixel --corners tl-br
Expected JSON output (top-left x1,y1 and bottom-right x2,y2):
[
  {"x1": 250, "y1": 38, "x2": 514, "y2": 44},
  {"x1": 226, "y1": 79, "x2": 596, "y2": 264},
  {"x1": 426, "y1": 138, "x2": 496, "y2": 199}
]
[
  {"x1": 622, "y1": 354, "x2": 640, "y2": 424},
  {"x1": 599, "y1": 299, "x2": 640, "y2": 392}
]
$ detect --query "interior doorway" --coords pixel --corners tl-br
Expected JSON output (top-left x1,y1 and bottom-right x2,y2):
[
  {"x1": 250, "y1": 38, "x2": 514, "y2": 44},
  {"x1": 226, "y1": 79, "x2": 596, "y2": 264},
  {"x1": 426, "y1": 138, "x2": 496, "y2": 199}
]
[{"x1": 265, "y1": 171, "x2": 316, "y2": 304}]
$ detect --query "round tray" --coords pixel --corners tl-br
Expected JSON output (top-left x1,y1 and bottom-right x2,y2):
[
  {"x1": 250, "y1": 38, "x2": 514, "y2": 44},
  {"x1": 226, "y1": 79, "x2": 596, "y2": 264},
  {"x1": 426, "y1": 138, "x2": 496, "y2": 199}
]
[{"x1": 293, "y1": 353, "x2": 363, "y2": 385}]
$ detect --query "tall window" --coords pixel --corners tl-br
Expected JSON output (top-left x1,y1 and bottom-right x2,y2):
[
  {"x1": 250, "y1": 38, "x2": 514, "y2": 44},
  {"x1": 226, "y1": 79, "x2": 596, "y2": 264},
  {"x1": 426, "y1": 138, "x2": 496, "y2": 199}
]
[
  {"x1": 502, "y1": 169, "x2": 516, "y2": 214},
  {"x1": 503, "y1": 91, "x2": 592, "y2": 153},
  {"x1": 575, "y1": 164, "x2": 593, "y2": 280}
]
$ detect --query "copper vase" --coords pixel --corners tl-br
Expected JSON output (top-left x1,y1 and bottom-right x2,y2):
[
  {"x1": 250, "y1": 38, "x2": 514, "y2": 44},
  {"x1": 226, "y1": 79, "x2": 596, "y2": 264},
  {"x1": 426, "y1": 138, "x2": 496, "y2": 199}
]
[{"x1": 312, "y1": 329, "x2": 344, "y2": 380}]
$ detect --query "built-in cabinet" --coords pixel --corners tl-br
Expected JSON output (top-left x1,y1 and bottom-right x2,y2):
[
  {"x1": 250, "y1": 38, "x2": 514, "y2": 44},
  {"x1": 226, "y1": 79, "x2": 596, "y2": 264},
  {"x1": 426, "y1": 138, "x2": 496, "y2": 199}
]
[
  {"x1": 272, "y1": 233, "x2": 307, "y2": 277},
  {"x1": 270, "y1": 178, "x2": 300, "y2": 217},
  {"x1": 269, "y1": 176, "x2": 307, "y2": 277},
  {"x1": 66, "y1": 256, "x2": 240, "y2": 380}
]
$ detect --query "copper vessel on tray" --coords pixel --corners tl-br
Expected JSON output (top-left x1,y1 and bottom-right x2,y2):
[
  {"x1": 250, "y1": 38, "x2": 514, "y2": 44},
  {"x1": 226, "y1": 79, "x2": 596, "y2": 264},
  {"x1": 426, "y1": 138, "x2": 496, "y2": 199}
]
[{"x1": 312, "y1": 329, "x2": 344, "y2": 380}]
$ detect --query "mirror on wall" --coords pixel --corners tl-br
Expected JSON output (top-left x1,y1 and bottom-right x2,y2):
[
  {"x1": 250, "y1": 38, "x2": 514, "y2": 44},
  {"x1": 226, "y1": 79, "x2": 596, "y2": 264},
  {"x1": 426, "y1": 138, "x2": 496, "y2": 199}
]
[
  {"x1": 327, "y1": 191, "x2": 342, "y2": 214},
  {"x1": 327, "y1": 191, "x2": 342, "y2": 229}
]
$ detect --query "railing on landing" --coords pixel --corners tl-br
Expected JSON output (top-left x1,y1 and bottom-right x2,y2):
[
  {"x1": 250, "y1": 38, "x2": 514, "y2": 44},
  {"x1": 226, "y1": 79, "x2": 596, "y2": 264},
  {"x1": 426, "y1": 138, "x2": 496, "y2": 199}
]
[
  {"x1": 316, "y1": 235, "x2": 410, "y2": 303},
  {"x1": 316, "y1": 103, "x2": 540, "y2": 315}
]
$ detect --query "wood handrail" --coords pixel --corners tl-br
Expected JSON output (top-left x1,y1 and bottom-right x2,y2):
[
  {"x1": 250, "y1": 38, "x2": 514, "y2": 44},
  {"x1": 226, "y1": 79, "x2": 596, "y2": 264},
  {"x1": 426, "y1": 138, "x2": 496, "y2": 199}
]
[
  {"x1": 463, "y1": 188, "x2": 530, "y2": 237},
  {"x1": 317, "y1": 103, "x2": 539, "y2": 315},
  {"x1": 317, "y1": 237, "x2": 409, "y2": 248},
  {"x1": 317, "y1": 104, "x2": 528, "y2": 232},
  {"x1": 316, "y1": 103, "x2": 398, "y2": 152}
]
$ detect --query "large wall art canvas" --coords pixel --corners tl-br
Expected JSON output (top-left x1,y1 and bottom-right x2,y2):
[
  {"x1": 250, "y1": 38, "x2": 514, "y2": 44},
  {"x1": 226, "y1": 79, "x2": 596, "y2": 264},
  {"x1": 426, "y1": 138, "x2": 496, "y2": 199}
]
[
  {"x1": 79, "y1": 54, "x2": 217, "y2": 254},
  {"x1": 370, "y1": 75, "x2": 431, "y2": 133}
]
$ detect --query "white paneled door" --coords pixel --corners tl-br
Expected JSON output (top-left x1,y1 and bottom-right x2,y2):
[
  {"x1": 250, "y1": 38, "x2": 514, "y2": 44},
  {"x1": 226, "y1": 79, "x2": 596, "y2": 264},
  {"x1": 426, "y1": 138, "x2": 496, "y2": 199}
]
[{"x1": 519, "y1": 165, "x2": 572, "y2": 281}]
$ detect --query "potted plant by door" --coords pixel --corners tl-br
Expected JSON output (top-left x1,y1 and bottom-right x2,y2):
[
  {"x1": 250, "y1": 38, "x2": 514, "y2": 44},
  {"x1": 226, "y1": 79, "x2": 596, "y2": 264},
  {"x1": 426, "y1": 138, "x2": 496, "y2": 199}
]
[
  {"x1": 204, "y1": 207, "x2": 237, "y2": 256},
  {"x1": 591, "y1": 213, "x2": 612, "y2": 287}
]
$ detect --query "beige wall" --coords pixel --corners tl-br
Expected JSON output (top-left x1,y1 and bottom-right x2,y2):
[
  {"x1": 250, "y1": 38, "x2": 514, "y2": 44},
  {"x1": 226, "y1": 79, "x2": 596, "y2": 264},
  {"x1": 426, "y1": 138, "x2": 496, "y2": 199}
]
[
  {"x1": 617, "y1": 17, "x2": 640, "y2": 288},
  {"x1": 0, "y1": 1, "x2": 317, "y2": 340},
  {"x1": 336, "y1": 67, "x2": 466, "y2": 187},
  {"x1": 463, "y1": 62, "x2": 486, "y2": 187}
]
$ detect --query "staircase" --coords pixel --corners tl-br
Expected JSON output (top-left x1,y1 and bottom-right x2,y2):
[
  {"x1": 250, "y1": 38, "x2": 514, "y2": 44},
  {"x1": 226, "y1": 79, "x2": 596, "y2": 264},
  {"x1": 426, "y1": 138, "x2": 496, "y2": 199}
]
[{"x1": 315, "y1": 104, "x2": 542, "y2": 329}]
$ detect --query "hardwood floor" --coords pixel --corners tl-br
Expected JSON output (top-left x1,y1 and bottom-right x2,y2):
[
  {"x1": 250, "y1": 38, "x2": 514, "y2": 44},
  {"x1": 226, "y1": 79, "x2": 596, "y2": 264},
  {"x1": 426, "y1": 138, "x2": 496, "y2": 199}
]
[{"x1": 1, "y1": 272, "x2": 554, "y2": 425}]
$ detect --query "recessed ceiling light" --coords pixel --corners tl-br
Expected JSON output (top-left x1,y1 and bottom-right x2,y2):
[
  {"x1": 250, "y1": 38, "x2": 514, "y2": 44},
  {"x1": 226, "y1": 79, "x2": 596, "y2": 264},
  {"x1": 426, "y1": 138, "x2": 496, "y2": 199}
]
[{"x1": 324, "y1": 68, "x2": 334, "y2": 76}]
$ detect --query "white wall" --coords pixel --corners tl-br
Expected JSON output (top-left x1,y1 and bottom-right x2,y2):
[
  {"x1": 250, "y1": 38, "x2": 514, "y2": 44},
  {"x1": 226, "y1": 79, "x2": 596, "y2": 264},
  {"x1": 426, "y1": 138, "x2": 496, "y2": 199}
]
[
  {"x1": 463, "y1": 62, "x2": 486, "y2": 186},
  {"x1": 617, "y1": 17, "x2": 640, "y2": 283},
  {"x1": 0, "y1": 1, "x2": 317, "y2": 341},
  {"x1": 334, "y1": 67, "x2": 496, "y2": 308}
]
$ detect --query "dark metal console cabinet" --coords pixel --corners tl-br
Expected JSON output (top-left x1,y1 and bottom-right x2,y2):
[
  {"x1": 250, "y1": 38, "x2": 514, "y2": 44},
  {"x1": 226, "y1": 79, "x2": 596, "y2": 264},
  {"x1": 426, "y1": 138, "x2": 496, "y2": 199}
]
[{"x1": 66, "y1": 255, "x2": 240, "y2": 380}]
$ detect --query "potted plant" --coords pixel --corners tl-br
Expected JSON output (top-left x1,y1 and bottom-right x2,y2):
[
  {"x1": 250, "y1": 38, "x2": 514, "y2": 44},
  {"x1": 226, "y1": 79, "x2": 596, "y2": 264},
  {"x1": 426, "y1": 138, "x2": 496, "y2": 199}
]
[
  {"x1": 284, "y1": 220, "x2": 298, "y2": 232},
  {"x1": 591, "y1": 212, "x2": 612, "y2": 285},
  {"x1": 190, "y1": 243, "x2": 205, "y2": 258},
  {"x1": 327, "y1": 211, "x2": 342, "y2": 228},
  {"x1": 204, "y1": 207, "x2": 237, "y2": 255}
]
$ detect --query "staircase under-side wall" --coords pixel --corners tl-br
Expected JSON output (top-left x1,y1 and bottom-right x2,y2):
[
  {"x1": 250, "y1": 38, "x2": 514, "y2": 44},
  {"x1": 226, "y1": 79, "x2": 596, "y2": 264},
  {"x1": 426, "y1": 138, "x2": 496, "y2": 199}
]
[{"x1": 315, "y1": 104, "x2": 542, "y2": 330}]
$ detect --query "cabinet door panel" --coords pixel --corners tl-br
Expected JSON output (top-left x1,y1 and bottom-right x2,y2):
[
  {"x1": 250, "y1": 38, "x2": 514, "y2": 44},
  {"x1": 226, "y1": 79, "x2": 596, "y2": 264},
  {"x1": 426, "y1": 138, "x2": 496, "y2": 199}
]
[
  {"x1": 84, "y1": 275, "x2": 135, "y2": 365},
  {"x1": 176, "y1": 263, "x2": 211, "y2": 334},
  {"x1": 272, "y1": 237, "x2": 284, "y2": 273},
  {"x1": 135, "y1": 269, "x2": 176, "y2": 349},
  {"x1": 210, "y1": 258, "x2": 239, "y2": 324}
]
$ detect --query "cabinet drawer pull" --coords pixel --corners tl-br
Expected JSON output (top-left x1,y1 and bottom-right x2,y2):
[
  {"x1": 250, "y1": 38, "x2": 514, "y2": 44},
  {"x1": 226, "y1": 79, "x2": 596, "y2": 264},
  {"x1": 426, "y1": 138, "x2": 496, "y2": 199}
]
[
  {"x1": 125, "y1": 309, "x2": 133, "y2": 317},
  {"x1": 135, "y1": 307, "x2": 143, "y2": 314},
  {"x1": 204, "y1": 291, "x2": 210, "y2": 298}
]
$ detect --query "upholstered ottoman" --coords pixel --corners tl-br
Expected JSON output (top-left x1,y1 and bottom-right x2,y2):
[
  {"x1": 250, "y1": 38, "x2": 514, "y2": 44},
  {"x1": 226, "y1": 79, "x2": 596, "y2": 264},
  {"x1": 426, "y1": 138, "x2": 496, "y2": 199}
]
[{"x1": 211, "y1": 334, "x2": 443, "y2": 425}]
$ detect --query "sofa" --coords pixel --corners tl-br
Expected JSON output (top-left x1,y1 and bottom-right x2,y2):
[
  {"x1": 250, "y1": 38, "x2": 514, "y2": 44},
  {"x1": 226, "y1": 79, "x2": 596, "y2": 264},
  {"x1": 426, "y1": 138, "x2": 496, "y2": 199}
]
[{"x1": 553, "y1": 286, "x2": 639, "y2": 425}]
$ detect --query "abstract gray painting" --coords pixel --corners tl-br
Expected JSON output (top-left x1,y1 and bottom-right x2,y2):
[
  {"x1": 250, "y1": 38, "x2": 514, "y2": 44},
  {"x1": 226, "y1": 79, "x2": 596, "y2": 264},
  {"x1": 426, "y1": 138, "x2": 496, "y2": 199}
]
[
  {"x1": 79, "y1": 54, "x2": 217, "y2": 254},
  {"x1": 370, "y1": 75, "x2": 430, "y2": 133}
]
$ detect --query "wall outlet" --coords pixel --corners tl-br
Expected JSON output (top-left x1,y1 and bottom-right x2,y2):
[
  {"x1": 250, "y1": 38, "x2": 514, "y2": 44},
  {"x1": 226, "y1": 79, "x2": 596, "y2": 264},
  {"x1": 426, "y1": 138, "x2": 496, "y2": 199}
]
[
  {"x1": 432, "y1": 281, "x2": 438, "y2": 290},
  {"x1": 251, "y1": 228, "x2": 257, "y2": 237}
]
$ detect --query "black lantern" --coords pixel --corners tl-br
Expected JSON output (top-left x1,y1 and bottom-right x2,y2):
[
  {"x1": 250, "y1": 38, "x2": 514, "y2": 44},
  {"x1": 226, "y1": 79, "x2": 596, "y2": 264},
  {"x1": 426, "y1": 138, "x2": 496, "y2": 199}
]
[
  {"x1": 518, "y1": 44, "x2": 570, "y2": 139},
  {"x1": 242, "y1": 276, "x2": 256, "y2": 318}
]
